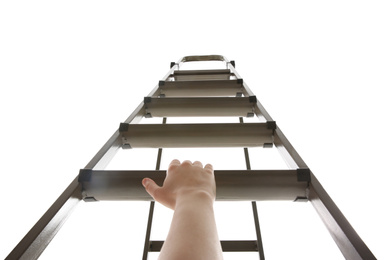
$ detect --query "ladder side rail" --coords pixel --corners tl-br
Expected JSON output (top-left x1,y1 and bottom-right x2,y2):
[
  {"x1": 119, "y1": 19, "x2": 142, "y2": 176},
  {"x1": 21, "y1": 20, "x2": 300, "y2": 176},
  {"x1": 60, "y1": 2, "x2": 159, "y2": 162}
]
[
  {"x1": 7, "y1": 78, "x2": 153, "y2": 259},
  {"x1": 142, "y1": 201, "x2": 155, "y2": 260},
  {"x1": 227, "y1": 61, "x2": 255, "y2": 97},
  {"x1": 84, "y1": 131, "x2": 123, "y2": 170},
  {"x1": 84, "y1": 101, "x2": 145, "y2": 170},
  {"x1": 254, "y1": 99, "x2": 274, "y2": 122},
  {"x1": 147, "y1": 62, "x2": 178, "y2": 97},
  {"x1": 254, "y1": 95, "x2": 307, "y2": 168},
  {"x1": 309, "y1": 175, "x2": 377, "y2": 260},
  {"x1": 274, "y1": 128, "x2": 307, "y2": 169},
  {"x1": 224, "y1": 72, "x2": 271, "y2": 121},
  {"x1": 147, "y1": 82, "x2": 162, "y2": 97},
  {"x1": 142, "y1": 118, "x2": 166, "y2": 260},
  {"x1": 253, "y1": 98, "x2": 307, "y2": 169},
  {"x1": 162, "y1": 62, "x2": 179, "y2": 82},
  {"x1": 6, "y1": 178, "x2": 82, "y2": 260},
  {"x1": 251, "y1": 202, "x2": 265, "y2": 260},
  {"x1": 240, "y1": 117, "x2": 265, "y2": 260},
  {"x1": 255, "y1": 97, "x2": 376, "y2": 258},
  {"x1": 242, "y1": 73, "x2": 376, "y2": 258},
  {"x1": 6, "y1": 66, "x2": 151, "y2": 259},
  {"x1": 252, "y1": 94, "x2": 376, "y2": 259}
]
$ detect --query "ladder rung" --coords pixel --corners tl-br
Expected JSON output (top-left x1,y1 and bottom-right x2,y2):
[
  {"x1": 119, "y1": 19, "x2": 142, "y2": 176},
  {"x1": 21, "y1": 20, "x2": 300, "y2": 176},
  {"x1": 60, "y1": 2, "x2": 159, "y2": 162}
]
[
  {"x1": 173, "y1": 69, "x2": 231, "y2": 75},
  {"x1": 181, "y1": 55, "x2": 225, "y2": 62},
  {"x1": 119, "y1": 123, "x2": 273, "y2": 148},
  {"x1": 79, "y1": 170, "x2": 308, "y2": 201},
  {"x1": 144, "y1": 97, "x2": 256, "y2": 117},
  {"x1": 149, "y1": 240, "x2": 258, "y2": 252},
  {"x1": 172, "y1": 74, "x2": 233, "y2": 81},
  {"x1": 171, "y1": 69, "x2": 232, "y2": 81},
  {"x1": 159, "y1": 79, "x2": 243, "y2": 97}
]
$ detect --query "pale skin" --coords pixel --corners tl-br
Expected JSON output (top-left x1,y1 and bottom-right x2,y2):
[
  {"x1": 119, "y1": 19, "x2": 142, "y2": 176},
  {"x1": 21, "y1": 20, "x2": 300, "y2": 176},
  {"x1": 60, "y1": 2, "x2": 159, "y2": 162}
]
[{"x1": 142, "y1": 159, "x2": 224, "y2": 260}]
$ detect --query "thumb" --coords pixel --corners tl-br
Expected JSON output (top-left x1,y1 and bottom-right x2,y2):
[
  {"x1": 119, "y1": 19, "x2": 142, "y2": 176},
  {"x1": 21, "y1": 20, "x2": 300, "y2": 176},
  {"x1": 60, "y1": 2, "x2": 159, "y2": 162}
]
[{"x1": 142, "y1": 178, "x2": 161, "y2": 200}]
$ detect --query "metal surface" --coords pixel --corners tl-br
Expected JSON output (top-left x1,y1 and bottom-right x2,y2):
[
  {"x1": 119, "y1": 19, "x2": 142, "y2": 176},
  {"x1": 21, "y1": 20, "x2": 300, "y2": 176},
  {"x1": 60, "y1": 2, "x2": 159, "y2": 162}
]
[
  {"x1": 227, "y1": 63, "x2": 255, "y2": 97},
  {"x1": 309, "y1": 174, "x2": 376, "y2": 260},
  {"x1": 6, "y1": 177, "x2": 82, "y2": 260},
  {"x1": 159, "y1": 79, "x2": 243, "y2": 97},
  {"x1": 171, "y1": 69, "x2": 232, "y2": 81},
  {"x1": 85, "y1": 101, "x2": 146, "y2": 170},
  {"x1": 274, "y1": 127, "x2": 307, "y2": 169},
  {"x1": 120, "y1": 123, "x2": 274, "y2": 148},
  {"x1": 142, "y1": 118, "x2": 165, "y2": 260},
  {"x1": 252, "y1": 202, "x2": 265, "y2": 259},
  {"x1": 144, "y1": 97, "x2": 255, "y2": 117},
  {"x1": 258, "y1": 96, "x2": 376, "y2": 258},
  {"x1": 241, "y1": 138, "x2": 265, "y2": 259},
  {"x1": 149, "y1": 240, "x2": 259, "y2": 252},
  {"x1": 173, "y1": 69, "x2": 231, "y2": 75},
  {"x1": 241, "y1": 116, "x2": 265, "y2": 259},
  {"x1": 142, "y1": 201, "x2": 155, "y2": 260},
  {"x1": 181, "y1": 55, "x2": 225, "y2": 62},
  {"x1": 80, "y1": 170, "x2": 308, "y2": 201}
]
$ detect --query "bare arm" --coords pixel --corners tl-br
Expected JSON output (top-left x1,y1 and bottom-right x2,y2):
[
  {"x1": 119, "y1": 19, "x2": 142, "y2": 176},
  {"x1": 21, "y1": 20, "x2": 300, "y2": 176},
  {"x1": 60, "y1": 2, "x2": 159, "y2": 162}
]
[{"x1": 142, "y1": 159, "x2": 224, "y2": 260}]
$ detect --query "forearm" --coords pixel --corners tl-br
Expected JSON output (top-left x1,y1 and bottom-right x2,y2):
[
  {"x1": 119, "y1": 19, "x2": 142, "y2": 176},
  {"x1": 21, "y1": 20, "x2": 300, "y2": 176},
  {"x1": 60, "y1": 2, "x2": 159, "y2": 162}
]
[{"x1": 158, "y1": 192, "x2": 223, "y2": 260}]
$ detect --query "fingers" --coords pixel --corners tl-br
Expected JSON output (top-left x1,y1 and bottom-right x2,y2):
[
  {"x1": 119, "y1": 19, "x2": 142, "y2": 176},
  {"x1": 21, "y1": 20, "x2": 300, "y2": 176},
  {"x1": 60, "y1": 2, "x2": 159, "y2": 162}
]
[
  {"x1": 168, "y1": 159, "x2": 212, "y2": 171},
  {"x1": 142, "y1": 178, "x2": 161, "y2": 200},
  {"x1": 169, "y1": 159, "x2": 181, "y2": 167},
  {"x1": 204, "y1": 163, "x2": 214, "y2": 174},
  {"x1": 168, "y1": 159, "x2": 180, "y2": 172},
  {"x1": 192, "y1": 161, "x2": 203, "y2": 168},
  {"x1": 181, "y1": 160, "x2": 193, "y2": 167}
]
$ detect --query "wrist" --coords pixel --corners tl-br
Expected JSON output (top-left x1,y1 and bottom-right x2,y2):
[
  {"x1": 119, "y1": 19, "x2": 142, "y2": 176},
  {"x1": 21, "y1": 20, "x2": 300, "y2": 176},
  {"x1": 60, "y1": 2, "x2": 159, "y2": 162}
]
[{"x1": 175, "y1": 189, "x2": 215, "y2": 209}]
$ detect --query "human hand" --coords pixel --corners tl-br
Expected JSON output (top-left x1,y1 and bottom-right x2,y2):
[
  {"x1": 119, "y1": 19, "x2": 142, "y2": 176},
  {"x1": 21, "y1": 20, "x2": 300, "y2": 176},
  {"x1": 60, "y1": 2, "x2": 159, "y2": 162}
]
[{"x1": 142, "y1": 159, "x2": 216, "y2": 210}]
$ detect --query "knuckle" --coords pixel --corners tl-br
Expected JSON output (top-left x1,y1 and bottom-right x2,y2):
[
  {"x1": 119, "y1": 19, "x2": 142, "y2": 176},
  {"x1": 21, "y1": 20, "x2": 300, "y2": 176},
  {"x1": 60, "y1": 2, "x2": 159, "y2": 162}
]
[
  {"x1": 168, "y1": 164, "x2": 179, "y2": 172},
  {"x1": 181, "y1": 160, "x2": 192, "y2": 166}
]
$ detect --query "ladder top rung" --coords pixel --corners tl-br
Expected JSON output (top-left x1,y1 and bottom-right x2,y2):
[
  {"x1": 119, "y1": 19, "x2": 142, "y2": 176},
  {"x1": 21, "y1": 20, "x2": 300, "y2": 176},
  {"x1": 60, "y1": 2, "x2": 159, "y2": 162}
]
[
  {"x1": 173, "y1": 69, "x2": 231, "y2": 75},
  {"x1": 181, "y1": 55, "x2": 225, "y2": 62}
]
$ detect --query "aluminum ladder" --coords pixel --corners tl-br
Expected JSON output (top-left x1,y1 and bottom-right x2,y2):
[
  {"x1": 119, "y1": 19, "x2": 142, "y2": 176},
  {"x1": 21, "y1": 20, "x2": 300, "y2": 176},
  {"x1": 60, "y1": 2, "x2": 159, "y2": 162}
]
[{"x1": 6, "y1": 55, "x2": 376, "y2": 260}]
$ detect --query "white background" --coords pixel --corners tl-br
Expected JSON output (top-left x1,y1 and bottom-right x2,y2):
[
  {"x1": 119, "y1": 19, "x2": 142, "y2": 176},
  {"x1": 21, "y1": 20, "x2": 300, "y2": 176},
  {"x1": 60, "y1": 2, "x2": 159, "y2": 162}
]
[{"x1": 1, "y1": 1, "x2": 389, "y2": 259}]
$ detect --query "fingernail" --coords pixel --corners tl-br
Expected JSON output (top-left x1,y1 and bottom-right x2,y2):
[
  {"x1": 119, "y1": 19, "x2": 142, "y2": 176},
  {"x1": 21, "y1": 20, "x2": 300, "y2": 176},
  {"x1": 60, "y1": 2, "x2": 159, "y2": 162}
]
[{"x1": 142, "y1": 178, "x2": 149, "y2": 187}]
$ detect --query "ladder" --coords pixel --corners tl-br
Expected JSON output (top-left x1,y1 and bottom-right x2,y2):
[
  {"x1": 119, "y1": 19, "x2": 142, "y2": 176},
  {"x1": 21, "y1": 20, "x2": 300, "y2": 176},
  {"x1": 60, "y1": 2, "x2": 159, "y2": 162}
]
[{"x1": 6, "y1": 55, "x2": 376, "y2": 259}]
